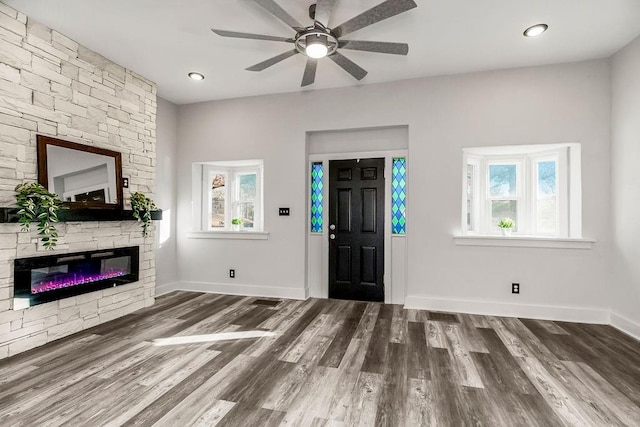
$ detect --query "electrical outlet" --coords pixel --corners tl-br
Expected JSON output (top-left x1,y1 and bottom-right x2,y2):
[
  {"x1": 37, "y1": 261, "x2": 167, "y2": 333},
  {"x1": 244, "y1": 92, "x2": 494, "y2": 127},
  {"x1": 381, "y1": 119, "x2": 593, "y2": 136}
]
[
  {"x1": 122, "y1": 177, "x2": 129, "y2": 188},
  {"x1": 279, "y1": 208, "x2": 290, "y2": 216},
  {"x1": 229, "y1": 269, "x2": 235, "y2": 278},
  {"x1": 512, "y1": 283, "x2": 520, "y2": 294}
]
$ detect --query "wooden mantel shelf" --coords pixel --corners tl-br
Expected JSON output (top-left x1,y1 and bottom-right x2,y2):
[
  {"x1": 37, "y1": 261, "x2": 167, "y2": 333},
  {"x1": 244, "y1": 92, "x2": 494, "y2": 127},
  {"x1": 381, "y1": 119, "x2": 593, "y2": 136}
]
[{"x1": 0, "y1": 207, "x2": 163, "y2": 223}]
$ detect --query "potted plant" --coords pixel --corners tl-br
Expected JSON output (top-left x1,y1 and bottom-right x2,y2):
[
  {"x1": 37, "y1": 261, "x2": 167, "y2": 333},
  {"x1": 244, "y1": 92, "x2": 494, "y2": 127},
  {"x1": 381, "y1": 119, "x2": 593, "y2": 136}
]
[
  {"x1": 15, "y1": 182, "x2": 63, "y2": 250},
  {"x1": 130, "y1": 192, "x2": 157, "y2": 237},
  {"x1": 498, "y1": 217, "x2": 515, "y2": 236},
  {"x1": 231, "y1": 218, "x2": 243, "y2": 231}
]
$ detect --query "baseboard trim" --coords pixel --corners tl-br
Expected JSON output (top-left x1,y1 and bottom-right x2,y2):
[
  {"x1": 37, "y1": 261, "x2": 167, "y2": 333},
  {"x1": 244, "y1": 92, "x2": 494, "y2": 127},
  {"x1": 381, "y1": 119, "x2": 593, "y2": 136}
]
[
  {"x1": 404, "y1": 295, "x2": 610, "y2": 324},
  {"x1": 155, "y1": 281, "x2": 181, "y2": 297},
  {"x1": 610, "y1": 312, "x2": 640, "y2": 341},
  {"x1": 158, "y1": 284, "x2": 619, "y2": 327},
  {"x1": 157, "y1": 281, "x2": 307, "y2": 300}
]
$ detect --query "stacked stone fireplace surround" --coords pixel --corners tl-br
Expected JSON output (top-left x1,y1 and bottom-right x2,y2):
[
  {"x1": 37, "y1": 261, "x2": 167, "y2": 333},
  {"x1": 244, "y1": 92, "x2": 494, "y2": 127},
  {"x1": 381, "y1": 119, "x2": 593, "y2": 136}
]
[{"x1": 0, "y1": 3, "x2": 157, "y2": 359}]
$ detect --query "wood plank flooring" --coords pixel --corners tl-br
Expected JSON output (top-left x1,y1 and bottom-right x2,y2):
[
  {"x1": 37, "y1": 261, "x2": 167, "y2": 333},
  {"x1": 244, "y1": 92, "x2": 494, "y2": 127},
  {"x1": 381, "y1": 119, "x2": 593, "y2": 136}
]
[{"x1": 1, "y1": 291, "x2": 639, "y2": 426}]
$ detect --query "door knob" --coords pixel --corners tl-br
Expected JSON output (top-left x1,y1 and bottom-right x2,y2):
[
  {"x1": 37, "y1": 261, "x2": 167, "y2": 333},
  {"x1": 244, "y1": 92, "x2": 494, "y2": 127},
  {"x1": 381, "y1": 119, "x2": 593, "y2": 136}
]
[
  {"x1": 329, "y1": 234, "x2": 336, "y2": 240},
  {"x1": 330, "y1": 224, "x2": 336, "y2": 230}
]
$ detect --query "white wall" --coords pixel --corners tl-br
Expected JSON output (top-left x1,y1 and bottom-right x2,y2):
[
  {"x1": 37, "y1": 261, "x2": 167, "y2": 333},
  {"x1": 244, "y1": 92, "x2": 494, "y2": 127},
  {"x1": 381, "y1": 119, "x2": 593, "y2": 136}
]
[
  {"x1": 155, "y1": 97, "x2": 178, "y2": 289},
  {"x1": 173, "y1": 59, "x2": 612, "y2": 321},
  {"x1": 611, "y1": 34, "x2": 640, "y2": 337}
]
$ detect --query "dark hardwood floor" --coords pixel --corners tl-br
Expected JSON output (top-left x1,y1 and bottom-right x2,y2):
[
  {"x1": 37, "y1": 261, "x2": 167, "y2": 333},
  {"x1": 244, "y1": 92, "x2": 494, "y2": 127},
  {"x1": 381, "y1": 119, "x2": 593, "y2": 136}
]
[{"x1": 1, "y1": 291, "x2": 639, "y2": 426}]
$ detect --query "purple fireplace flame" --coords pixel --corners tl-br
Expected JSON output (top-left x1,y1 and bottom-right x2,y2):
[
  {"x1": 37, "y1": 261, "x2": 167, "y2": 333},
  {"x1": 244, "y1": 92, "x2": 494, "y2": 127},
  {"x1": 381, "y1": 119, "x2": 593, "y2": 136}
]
[
  {"x1": 14, "y1": 246, "x2": 140, "y2": 308},
  {"x1": 32, "y1": 270, "x2": 127, "y2": 294}
]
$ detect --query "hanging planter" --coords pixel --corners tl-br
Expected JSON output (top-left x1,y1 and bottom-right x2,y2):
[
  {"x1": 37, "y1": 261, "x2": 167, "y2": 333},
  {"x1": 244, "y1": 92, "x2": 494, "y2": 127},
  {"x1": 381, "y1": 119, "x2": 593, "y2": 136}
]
[
  {"x1": 130, "y1": 192, "x2": 157, "y2": 237},
  {"x1": 15, "y1": 182, "x2": 63, "y2": 250}
]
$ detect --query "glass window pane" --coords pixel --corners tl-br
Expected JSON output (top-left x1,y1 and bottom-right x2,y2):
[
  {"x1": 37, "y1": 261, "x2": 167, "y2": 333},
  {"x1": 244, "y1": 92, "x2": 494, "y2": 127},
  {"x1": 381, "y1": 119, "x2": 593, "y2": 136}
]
[
  {"x1": 489, "y1": 164, "x2": 517, "y2": 198},
  {"x1": 237, "y1": 201, "x2": 255, "y2": 228},
  {"x1": 392, "y1": 158, "x2": 407, "y2": 234},
  {"x1": 238, "y1": 173, "x2": 256, "y2": 201},
  {"x1": 537, "y1": 196, "x2": 557, "y2": 234},
  {"x1": 538, "y1": 161, "x2": 556, "y2": 196},
  {"x1": 311, "y1": 162, "x2": 324, "y2": 233},
  {"x1": 210, "y1": 173, "x2": 226, "y2": 228},
  {"x1": 491, "y1": 200, "x2": 517, "y2": 231},
  {"x1": 466, "y1": 164, "x2": 474, "y2": 230}
]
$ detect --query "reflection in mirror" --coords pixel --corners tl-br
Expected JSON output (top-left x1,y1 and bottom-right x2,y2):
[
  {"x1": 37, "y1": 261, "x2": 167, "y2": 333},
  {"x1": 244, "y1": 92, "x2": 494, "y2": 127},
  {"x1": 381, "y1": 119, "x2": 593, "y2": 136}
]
[
  {"x1": 47, "y1": 145, "x2": 117, "y2": 204},
  {"x1": 37, "y1": 135, "x2": 123, "y2": 209}
]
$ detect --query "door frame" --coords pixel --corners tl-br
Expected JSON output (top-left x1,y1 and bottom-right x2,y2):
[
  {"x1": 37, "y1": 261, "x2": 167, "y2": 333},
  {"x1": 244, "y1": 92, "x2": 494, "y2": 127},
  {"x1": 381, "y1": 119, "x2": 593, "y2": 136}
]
[
  {"x1": 307, "y1": 149, "x2": 408, "y2": 304},
  {"x1": 328, "y1": 157, "x2": 386, "y2": 302}
]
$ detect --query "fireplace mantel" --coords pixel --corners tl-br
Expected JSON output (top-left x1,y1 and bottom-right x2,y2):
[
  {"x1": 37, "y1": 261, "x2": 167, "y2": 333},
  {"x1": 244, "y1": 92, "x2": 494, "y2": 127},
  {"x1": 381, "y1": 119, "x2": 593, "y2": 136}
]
[{"x1": 0, "y1": 207, "x2": 162, "y2": 223}]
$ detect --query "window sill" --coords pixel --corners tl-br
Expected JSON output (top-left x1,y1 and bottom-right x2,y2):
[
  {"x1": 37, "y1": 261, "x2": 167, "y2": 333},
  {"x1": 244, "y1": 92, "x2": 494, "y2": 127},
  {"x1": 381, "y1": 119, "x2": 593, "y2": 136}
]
[
  {"x1": 452, "y1": 235, "x2": 595, "y2": 249},
  {"x1": 187, "y1": 231, "x2": 270, "y2": 240}
]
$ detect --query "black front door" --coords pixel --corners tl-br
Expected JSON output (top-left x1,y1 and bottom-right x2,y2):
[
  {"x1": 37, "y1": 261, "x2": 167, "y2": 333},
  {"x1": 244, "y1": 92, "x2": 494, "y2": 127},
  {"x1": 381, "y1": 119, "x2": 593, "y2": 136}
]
[{"x1": 329, "y1": 158, "x2": 385, "y2": 302}]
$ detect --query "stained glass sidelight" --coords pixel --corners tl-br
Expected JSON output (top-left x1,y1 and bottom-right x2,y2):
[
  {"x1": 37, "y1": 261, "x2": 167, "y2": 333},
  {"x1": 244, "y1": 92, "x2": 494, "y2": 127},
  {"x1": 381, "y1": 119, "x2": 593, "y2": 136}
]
[
  {"x1": 392, "y1": 158, "x2": 407, "y2": 234},
  {"x1": 311, "y1": 162, "x2": 324, "y2": 233}
]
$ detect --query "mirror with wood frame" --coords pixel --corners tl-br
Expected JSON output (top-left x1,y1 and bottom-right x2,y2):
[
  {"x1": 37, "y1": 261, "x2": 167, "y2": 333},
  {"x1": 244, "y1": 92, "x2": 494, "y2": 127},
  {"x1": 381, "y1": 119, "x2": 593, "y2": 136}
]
[{"x1": 37, "y1": 135, "x2": 123, "y2": 209}]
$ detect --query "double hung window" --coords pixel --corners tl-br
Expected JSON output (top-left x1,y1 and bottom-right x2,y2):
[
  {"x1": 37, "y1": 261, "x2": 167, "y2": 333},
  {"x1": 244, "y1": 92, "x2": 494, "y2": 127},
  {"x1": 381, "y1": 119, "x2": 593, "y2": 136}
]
[
  {"x1": 463, "y1": 144, "x2": 578, "y2": 238},
  {"x1": 194, "y1": 160, "x2": 263, "y2": 231}
]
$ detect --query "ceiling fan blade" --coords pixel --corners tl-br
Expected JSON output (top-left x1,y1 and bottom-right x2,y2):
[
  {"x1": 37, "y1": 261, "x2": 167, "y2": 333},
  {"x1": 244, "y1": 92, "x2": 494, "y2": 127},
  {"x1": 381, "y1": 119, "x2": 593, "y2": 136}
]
[
  {"x1": 339, "y1": 40, "x2": 409, "y2": 55},
  {"x1": 332, "y1": 0, "x2": 417, "y2": 38},
  {"x1": 329, "y1": 52, "x2": 368, "y2": 81},
  {"x1": 246, "y1": 50, "x2": 298, "y2": 71},
  {"x1": 211, "y1": 29, "x2": 293, "y2": 43},
  {"x1": 301, "y1": 58, "x2": 318, "y2": 87},
  {"x1": 314, "y1": 0, "x2": 336, "y2": 27},
  {"x1": 252, "y1": 0, "x2": 303, "y2": 30}
]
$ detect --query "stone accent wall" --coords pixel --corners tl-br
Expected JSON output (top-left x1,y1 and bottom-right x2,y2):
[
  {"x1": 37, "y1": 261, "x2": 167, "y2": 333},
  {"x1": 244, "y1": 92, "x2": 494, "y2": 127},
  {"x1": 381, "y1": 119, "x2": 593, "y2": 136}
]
[{"x1": 0, "y1": 4, "x2": 157, "y2": 359}]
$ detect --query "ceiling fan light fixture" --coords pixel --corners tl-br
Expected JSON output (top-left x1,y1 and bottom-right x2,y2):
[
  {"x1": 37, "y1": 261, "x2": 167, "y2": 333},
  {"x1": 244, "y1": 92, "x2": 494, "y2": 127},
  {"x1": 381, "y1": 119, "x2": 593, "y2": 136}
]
[
  {"x1": 212, "y1": 0, "x2": 418, "y2": 87},
  {"x1": 523, "y1": 23, "x2": 548, "y2": 37},
  {"x1": 188, "y1": 72, "x2": 205, "y2": 81},
  {"x1": 305, "y1": 34, "x2": 328, "y2": 59}
]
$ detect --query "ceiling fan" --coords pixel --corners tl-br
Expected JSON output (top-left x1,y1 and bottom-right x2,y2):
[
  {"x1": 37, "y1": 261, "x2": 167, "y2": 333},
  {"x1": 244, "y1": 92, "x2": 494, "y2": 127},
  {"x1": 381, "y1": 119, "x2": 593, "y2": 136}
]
[{"x1": 211, "y1": 0, "x2": 418, "y2": 87}]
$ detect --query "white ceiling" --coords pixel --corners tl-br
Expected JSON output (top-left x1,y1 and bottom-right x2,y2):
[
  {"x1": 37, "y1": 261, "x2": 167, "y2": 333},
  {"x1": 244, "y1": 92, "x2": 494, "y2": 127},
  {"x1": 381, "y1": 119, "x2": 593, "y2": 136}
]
[{"x1": 5, "y1": 0, "x2": 640, "y2": 105}]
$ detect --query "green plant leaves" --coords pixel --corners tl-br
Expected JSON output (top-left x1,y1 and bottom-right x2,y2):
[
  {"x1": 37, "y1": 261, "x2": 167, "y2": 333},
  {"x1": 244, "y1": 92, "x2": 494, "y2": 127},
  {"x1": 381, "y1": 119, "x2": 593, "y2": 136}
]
[
  {"x1": 498, "y1": 217, "x2": 514, "y2": 229},
  {"x1": 131, "y1": 192, "x2": 157, "y2": 237},
  {"x1": 15, "y1": 182, "x2": 62, "y2": 250}
]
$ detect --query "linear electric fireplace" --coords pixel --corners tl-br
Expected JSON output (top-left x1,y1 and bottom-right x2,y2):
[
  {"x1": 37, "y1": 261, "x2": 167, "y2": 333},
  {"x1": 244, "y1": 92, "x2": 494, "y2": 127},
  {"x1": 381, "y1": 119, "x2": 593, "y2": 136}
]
[{"x1": 13, "y1": 246, "x2": 139, "y2": 308}]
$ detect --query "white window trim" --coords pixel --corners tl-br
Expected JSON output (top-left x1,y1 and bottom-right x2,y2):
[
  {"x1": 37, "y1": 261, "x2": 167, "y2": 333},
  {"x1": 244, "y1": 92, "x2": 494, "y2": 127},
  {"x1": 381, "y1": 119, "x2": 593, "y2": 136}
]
[
  {"x1": 452, "y1": 235, "x2": 595, "y2": 249},
  {"x1": 202, "y1": 166, "x2": 229, "y2": 231},
  {"x1": 228, "y1": 165, "x2": 263, "y2": 231},
  {"x1": 191, "y1": 160, "x2": 266, "y2": 238},
  {"x1": 187, "y1": 230, "x2": 269, "y2": 240},
  {"x1": 530, "y1": 149, "x2": 568, "y2": 237},
  {"x1": 460, "y1": 143, "x2": 586, "y2": 244},
  {"x1": 480, "y1": 156, "x2": 525, "y2": 234},
  {"x1": 204, "y1": 165, "x2": 264, "y2": 232},
  {"x1": 466, "y1": 161, "x2": 480, "y2": 232}
]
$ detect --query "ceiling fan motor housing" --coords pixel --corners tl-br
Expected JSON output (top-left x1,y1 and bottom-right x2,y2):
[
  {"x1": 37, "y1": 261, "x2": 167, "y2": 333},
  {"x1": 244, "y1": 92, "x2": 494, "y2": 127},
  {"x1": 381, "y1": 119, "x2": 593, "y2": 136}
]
[{"x1": 295, "y1": 26, "x2": 338, "y2": 57}]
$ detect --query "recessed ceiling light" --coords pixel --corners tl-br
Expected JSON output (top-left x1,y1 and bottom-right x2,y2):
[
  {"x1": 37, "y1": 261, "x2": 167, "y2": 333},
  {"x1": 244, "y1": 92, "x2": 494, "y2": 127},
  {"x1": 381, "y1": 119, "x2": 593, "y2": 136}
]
[
  {"x1": 188, "y1": 72, "x2": 205, "y2": 81},
  {"x1": 523, "y1": 24, "x2": 549, "y2": 37}
]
